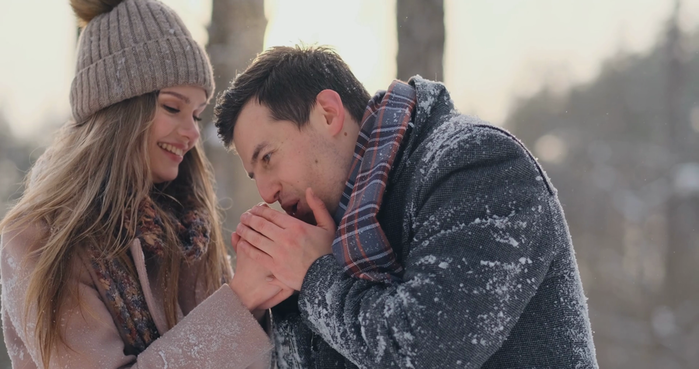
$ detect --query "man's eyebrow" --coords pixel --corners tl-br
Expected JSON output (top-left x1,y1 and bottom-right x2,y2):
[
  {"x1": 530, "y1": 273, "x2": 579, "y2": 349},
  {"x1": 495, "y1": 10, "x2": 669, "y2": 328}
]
[{"x1": 248, "y1": 142, "x2": 268, "y2": 179}]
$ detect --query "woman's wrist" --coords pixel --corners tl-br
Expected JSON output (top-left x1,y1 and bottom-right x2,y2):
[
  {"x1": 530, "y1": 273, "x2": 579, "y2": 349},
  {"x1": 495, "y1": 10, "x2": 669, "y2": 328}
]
[
  {"x1": 229, "y1": 278, "x2": 254, "y2": 311},
  {"x1": 230, "y1": 280, "x2": 267, "y2": 325}
]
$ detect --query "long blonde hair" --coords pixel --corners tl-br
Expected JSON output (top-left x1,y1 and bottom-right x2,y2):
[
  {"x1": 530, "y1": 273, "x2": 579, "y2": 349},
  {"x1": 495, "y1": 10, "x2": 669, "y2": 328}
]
[{"x1": 0, "y1": 92, "x2": 228, "y2": 366}]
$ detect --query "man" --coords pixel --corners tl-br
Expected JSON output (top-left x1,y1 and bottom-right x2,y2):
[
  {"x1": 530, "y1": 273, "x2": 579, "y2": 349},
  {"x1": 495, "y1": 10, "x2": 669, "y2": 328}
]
[{"x1": 214, "y1": 45, "x2": 598, "y2": 368}]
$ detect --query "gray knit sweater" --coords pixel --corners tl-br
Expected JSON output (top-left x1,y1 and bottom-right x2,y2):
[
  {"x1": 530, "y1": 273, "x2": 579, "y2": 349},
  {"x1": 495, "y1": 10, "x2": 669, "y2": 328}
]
[{"x1": 270, "y1": 77, "x2": 598, "y2": 369}]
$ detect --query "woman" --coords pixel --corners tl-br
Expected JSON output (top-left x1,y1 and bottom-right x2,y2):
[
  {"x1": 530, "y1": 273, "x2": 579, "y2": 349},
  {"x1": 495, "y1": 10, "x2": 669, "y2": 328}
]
[{"x1": 0, "y1": 0, "x2": 289, "y2": 367}]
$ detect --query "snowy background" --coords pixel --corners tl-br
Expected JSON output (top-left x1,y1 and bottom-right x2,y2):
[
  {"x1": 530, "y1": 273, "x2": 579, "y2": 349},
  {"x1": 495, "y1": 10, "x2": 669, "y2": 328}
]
[{"x1": 1, "y1": 0, "x2": 699, "y2": 368}]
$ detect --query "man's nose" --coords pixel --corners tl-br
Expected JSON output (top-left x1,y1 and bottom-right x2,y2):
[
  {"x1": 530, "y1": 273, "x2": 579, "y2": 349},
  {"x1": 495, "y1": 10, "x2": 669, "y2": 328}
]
[{"x1": 257, "y1": 178, "x2": 280, "y2": 205}]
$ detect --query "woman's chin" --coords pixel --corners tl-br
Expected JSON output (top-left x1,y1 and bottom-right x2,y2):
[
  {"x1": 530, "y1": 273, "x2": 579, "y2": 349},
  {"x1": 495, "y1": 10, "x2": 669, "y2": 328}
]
[{"x1": 151, "y1": 171, "x2": 178, "y2": 184}]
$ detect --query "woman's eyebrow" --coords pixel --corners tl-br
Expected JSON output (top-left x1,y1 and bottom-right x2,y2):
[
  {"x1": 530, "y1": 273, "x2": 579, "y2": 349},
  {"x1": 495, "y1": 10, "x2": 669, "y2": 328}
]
[
  {"x1": 160, "y1": 91, "x2": 190, "y2": 104},
  {"x1": 161, "y1": 90, "x2": 207, "y2": 108}
]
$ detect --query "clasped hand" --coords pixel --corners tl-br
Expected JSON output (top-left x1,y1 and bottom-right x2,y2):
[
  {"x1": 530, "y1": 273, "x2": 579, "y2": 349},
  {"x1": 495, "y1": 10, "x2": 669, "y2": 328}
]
[{"x1": 236, "y1": 188, "x2": 336, "y2": 291}]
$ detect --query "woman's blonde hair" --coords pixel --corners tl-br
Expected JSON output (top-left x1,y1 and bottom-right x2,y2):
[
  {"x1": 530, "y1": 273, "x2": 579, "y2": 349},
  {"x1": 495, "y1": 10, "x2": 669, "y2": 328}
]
[{"x1": 0, "y1": 92, "x2": 227, "y2": 366}]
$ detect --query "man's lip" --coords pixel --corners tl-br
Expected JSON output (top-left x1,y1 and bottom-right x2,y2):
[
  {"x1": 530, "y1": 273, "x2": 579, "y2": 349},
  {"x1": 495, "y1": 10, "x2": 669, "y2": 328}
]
[{"x1": 282, "y1": 201, "x2": 299, "y2": 216}]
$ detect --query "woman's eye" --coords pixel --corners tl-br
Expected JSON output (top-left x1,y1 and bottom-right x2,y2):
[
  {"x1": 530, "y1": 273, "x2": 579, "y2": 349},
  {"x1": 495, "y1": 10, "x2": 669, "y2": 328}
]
[
  {"x1": 263, "y1": 153, "x2": 272, "y2": 164},
  {"x1": 163, "y1": 105, "x2": 180, "y2": 114},
  {"x1": 193, "y1": 115, "x2": 203, "y2": 122}
]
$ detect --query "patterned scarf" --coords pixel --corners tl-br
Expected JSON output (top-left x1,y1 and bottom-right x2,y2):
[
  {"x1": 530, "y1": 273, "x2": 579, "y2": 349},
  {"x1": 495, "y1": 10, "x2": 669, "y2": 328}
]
[
  {"x1": 88, "y1": 196, "x2": 211, "y2": 353},
  {"x1": 332, "y1": 80, "x2": 416, "y2": 283}
]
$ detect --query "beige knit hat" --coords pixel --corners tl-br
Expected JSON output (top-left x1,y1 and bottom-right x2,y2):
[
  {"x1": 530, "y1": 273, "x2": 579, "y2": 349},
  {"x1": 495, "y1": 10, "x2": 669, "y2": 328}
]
[{"x1": 69, "y1": 0, "x2": 214, "y2": 122}]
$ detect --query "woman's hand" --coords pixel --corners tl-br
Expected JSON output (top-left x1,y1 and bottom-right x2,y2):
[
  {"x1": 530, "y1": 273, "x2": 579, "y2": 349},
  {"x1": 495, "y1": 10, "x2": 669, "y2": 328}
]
[{"x1": 229, "y1": 232, "x2": 293, "y2": 312}]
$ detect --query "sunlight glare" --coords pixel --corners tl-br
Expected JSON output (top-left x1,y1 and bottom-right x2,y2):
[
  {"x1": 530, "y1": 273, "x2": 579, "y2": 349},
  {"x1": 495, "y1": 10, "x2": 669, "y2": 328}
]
[{"x1": 264, "y1": 0, "x2": 397, "y2": 96}]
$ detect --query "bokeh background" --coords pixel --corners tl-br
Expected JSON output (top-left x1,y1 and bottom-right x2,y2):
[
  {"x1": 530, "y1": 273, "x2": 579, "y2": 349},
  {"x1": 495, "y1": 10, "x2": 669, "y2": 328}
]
[{"x1": 1, "y1": 1, "x2": 699, "y2": 368}]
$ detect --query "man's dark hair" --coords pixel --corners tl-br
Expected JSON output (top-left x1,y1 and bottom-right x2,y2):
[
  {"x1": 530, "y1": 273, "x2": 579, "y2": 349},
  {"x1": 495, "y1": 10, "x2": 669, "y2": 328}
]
[{"x1": 213, "y1": 45, "x2": 372, "y2": 148}]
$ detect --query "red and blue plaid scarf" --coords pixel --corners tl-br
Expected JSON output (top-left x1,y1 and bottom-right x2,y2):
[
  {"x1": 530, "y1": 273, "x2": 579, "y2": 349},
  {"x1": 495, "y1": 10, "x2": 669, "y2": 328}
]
[{"x1": 332, "y1": 80, "x2": 416, "y2": 283}]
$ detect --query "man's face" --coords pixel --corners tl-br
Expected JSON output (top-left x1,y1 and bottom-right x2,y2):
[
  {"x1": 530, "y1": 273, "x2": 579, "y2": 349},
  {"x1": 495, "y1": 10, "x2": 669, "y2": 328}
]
[{"x1": 233, "y1": 99, "x2": 349, "y2": 224}]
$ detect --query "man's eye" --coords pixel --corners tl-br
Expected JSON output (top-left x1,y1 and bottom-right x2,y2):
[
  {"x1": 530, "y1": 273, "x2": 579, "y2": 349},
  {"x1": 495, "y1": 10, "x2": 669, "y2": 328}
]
[
  {"x1": 163, "y1": 105, "x2": 180, "y2": 113},
  {"x1": 263, "y1": 153, "x2": 272, "y2": 164}
]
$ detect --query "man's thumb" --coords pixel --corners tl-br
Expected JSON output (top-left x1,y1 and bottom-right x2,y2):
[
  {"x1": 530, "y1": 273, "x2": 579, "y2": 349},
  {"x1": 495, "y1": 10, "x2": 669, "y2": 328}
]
[{"x1": 306, "y1": 188, "x2": 335, "y2": 230}]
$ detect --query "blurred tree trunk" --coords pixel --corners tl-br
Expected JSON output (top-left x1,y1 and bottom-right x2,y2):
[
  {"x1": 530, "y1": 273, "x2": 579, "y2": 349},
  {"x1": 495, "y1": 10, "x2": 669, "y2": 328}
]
[
  {"x1": 396, "y1": 0, "x2": 445, "y2": 81},
  {"x1": 664, "y1": 1, "x2": 693, "y2": 305},
  {"x1": 203, "y1": 0, "x2": 267, "y2": 234},
  {"x1": 662, "y1": 2, "x2": 699, "y2": 365},
  {"x1": 655, "y1": 1, "x2": 699, "y2": 366},
  {"x1": 203, "y1": 0, "x2": 267, "y2": 123}
]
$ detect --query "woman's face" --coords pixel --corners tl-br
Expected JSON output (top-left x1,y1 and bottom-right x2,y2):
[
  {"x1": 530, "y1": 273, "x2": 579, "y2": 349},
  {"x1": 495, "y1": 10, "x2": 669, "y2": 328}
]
[{"x1": 149, "y1": 85, "x2": 207, "y2": 184}]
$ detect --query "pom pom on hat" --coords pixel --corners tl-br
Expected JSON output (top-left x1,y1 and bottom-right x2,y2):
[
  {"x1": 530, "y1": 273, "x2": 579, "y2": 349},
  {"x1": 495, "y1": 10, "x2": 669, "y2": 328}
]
[{"x1": 70, "y1": 0, "x2": 125, "y2": 26}]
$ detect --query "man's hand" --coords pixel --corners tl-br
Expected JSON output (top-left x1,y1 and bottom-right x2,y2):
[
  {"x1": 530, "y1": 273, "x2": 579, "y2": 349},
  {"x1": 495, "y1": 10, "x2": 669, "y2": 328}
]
[
  {"x1": 229, "y1": 232, "x2": 294, "y2": 312},
  {"x1": 236, "y1": 188, "x2": 336, "y2": 291}
]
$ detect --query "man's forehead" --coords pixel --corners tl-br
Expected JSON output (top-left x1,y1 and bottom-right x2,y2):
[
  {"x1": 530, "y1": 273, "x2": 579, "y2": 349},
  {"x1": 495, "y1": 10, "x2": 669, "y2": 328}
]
[
  {"x1": 239, "y1": 98, "x2": 273, "y2": 123},
  {"x1": 233, "y1": 100, "x2": 271, "y2": 139},
  {"x1": 232, "y1": 106, "x2": 260, "y2": 147}
]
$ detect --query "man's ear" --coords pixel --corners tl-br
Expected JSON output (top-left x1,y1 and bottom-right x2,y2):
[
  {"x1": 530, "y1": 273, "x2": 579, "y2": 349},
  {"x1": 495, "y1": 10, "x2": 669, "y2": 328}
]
[{"x1": 315, "y1": 89, "x2": 345, "y2": 137}]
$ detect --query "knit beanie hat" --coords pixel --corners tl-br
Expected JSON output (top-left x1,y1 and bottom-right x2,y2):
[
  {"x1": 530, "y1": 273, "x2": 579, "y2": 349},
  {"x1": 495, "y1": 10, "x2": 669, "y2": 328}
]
[{"x1": 69, "y1": 0, "x2": 214, "y2": 122}]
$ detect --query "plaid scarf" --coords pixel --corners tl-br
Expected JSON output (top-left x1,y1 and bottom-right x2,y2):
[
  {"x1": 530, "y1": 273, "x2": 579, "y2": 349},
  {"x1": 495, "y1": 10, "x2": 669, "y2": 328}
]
[
  {"x1": 332, "y1": 80, "x2": 416, "y2": 283},
  {"x1": 88, "y1": 196, "x2": 211, "y2": 353}
]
